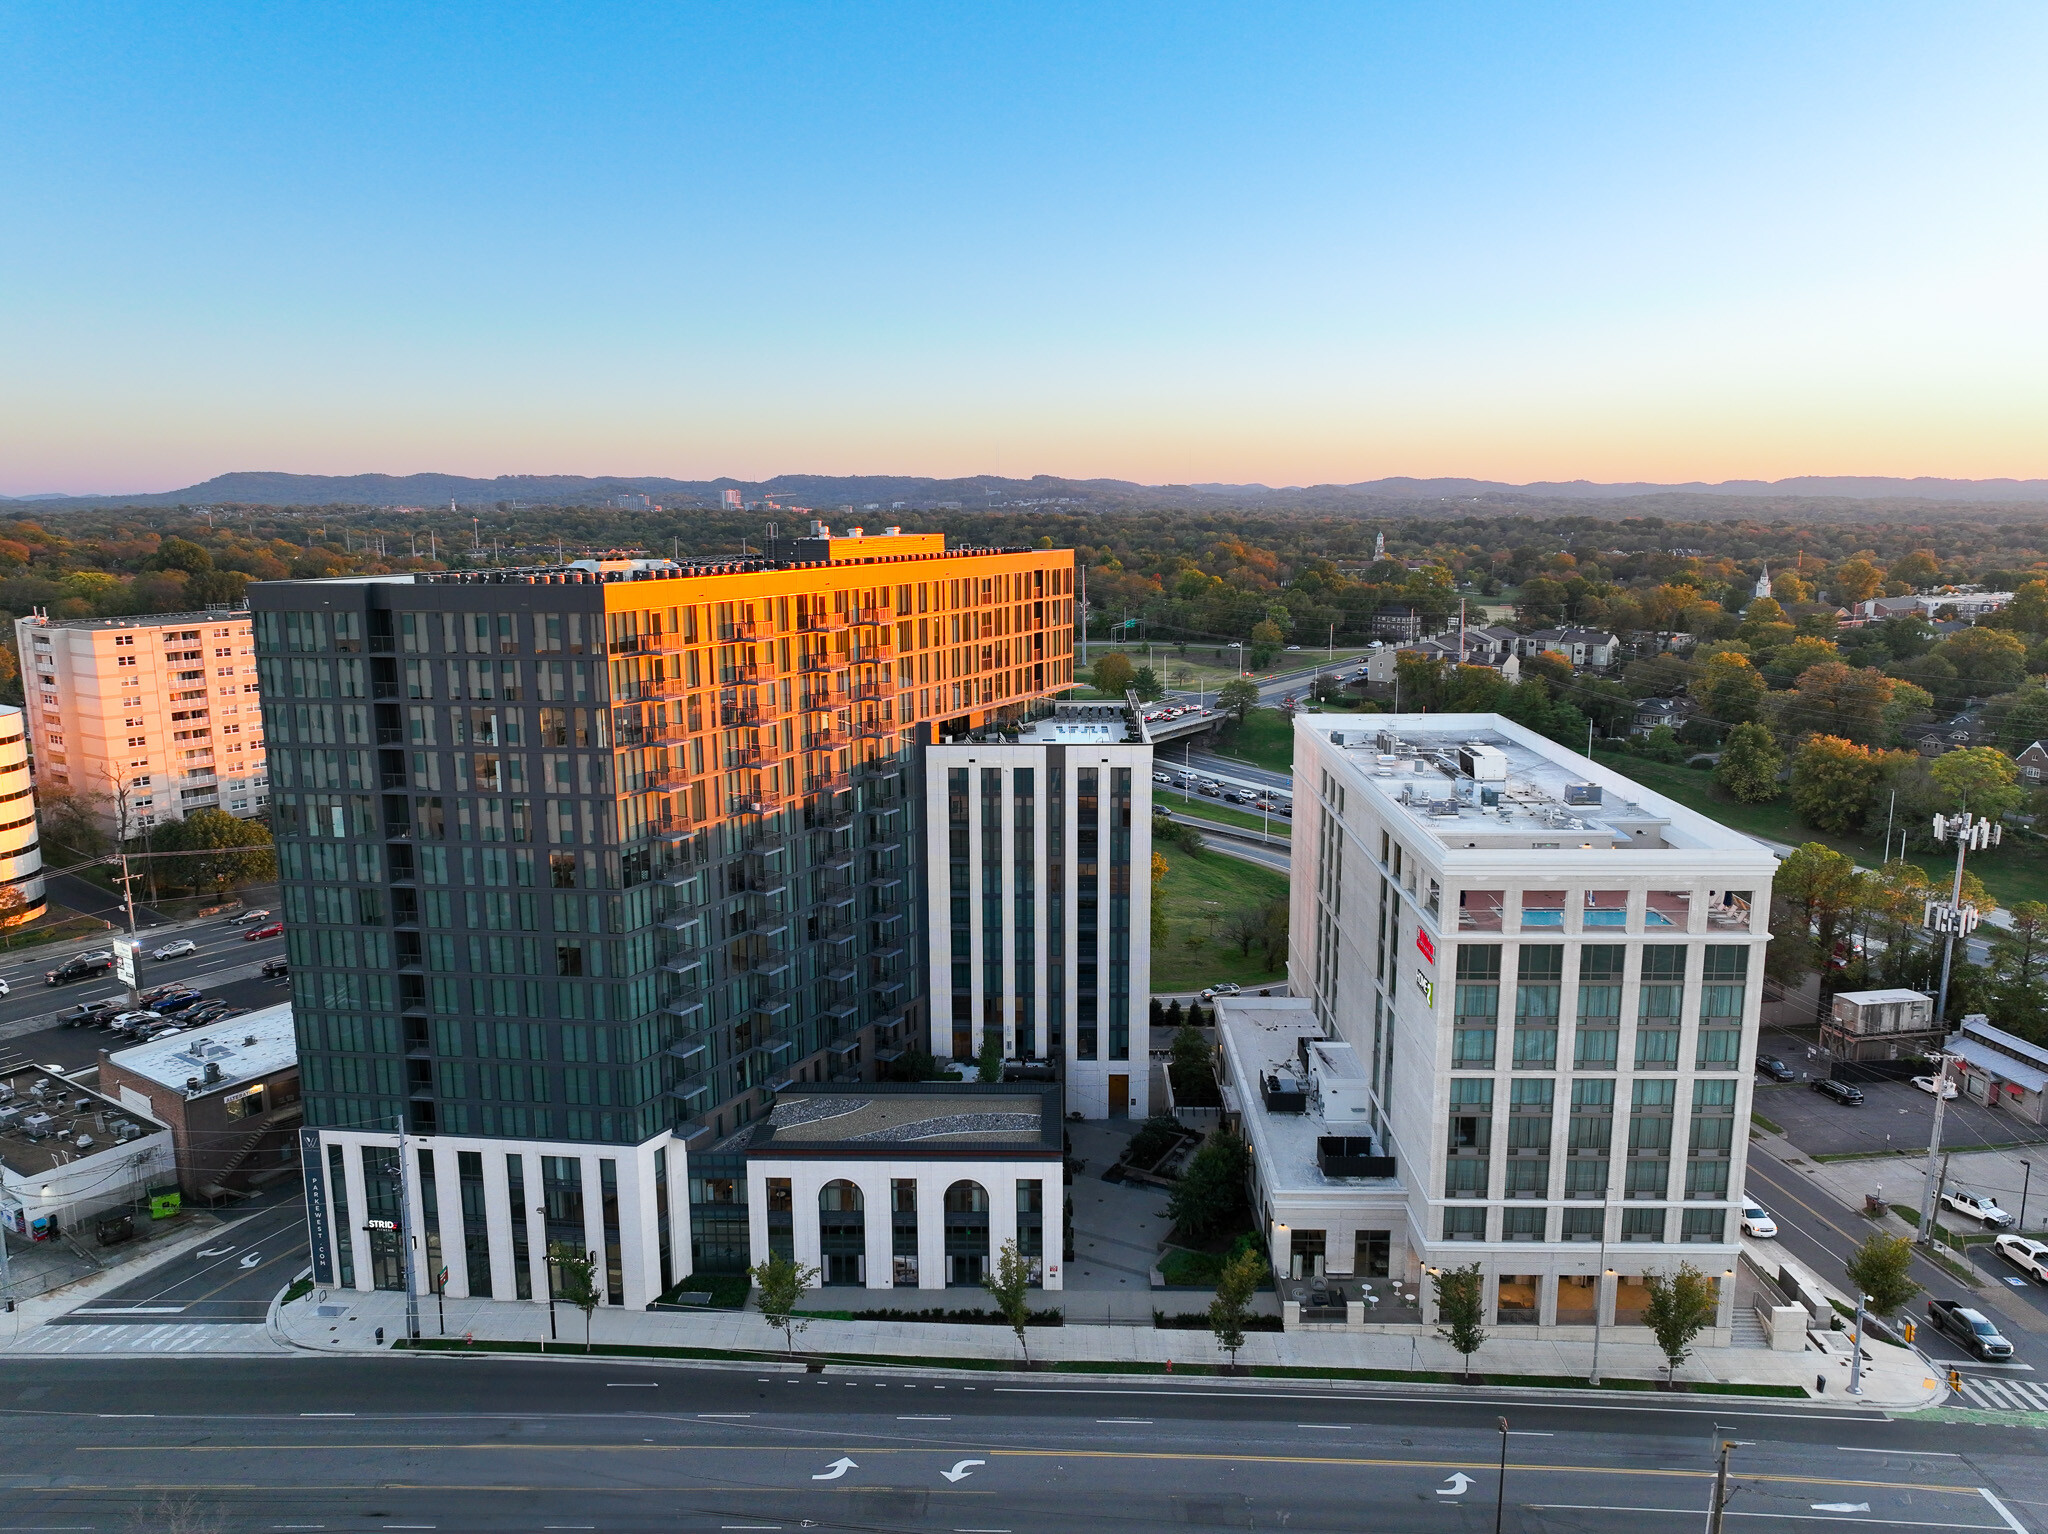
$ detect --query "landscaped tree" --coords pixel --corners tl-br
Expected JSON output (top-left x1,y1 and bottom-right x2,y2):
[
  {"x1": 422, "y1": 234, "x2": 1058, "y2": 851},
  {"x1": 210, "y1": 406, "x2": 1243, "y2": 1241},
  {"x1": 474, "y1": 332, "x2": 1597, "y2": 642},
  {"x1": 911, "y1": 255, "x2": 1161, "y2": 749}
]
[
  {"x1": 153, "y1": 807, "x2": 279, "y2": 889},
  {"x1": 1844, "y1": 1232, "x2": 1920, "y2": 1318},
  {"x1": 1830, "y1": 556, "x2": 1885, "y2": 606},
  {"x1": 1131, "y1": 665, "x2": 1166, "y2": 701},
  {"x1": 1151, "y1": 850, "x2": 1169, "y2": 946},
  {"x1": 978, "y1": 1029, "x2": 1004, "y2": 1082},
  {"x1": 1771, "y1": 662, "x2": 1897, "y2": 746},
  {"x1": 1788, "y1": 735, "x2": 1894, "y2": 834},
  {"x1": 983, "y1": 1238, "x2": 1037, "y2": 1366},
  {"x1": 1208, "y1": 1243, "x2": 1263, "y2": 1372},
  {"x1": 1713, "y1": 721, "x2": 1783, "y2": 804},
  {"x1": 548, "y1": 1242, "x2": 601, "y2": 1353},
  {"x1": 749, "y1": 1253, "x2": 820, "y2": 1355},
  {"x1": 1938, "y1": 627, "x2": 2028, "y2": 695},
  {"x1": 1217, "y1": 678, "x2": 1260, "y2": 722},
  {"x1": 1775, "y1": 843, "x2": 1865, "y2": 971},
  {"x1": 1432, "y1": 1263, "x2": 1487, "y2": 1381},
  {"x1": 1091, "y1": 651, "x2": 1136, "y2": 696},
  {"x1": 1644, "y1": 1263, "x2": 1719, "y2": 1377},
  {"x1": 1166, "y1": 1129, "x2": 1250, "y2": 1243},
  {"x1": 1928, "y1": 746, "x2": 2024, "y2": 823}
]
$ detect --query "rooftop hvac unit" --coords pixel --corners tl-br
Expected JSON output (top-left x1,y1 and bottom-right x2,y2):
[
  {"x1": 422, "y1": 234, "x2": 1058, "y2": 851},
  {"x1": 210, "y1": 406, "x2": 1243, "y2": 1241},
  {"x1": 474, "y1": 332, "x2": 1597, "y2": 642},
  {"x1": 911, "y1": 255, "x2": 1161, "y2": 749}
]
[
  {"x1": 1563, "y1": 782, "x2": 1603, "y2": 806},
  {"x1": 0, "y1": 1105, "x2": 23, "y2": 1132},
  {"x1": 1458, "y1": 744, "x2": 1508, "y2": 781},
  {"x1": 73, "y1": 1133, "x2": 94, "y2": 1152},
  {"x1": 20, "y1": 1112, "x2": 55, "y2": 1140}
]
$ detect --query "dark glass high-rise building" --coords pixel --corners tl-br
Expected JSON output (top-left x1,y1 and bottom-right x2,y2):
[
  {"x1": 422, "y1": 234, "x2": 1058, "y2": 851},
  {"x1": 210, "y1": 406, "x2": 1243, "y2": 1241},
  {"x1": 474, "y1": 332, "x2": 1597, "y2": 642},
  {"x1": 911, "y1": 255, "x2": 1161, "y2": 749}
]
[{"x1": 267, "y1": 533, "x2": 1077, "y2": 1308}]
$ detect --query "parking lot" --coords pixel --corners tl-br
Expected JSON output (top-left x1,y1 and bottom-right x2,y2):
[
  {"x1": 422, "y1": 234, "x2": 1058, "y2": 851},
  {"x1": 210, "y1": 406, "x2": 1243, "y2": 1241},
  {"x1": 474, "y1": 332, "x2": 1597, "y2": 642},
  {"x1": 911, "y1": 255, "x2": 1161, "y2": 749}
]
[{"x1": 1755, "y1": 1071, "x2": 2045, "y2": 1158}]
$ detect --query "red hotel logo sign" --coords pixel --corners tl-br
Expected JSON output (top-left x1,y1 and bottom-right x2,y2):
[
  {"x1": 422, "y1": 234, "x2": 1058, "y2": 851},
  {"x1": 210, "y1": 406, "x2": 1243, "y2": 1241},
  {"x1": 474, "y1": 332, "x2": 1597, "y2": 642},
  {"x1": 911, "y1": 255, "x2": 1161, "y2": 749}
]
[{"x1": 1416, "y1": 929, "x2": 1436, "y2": 964}]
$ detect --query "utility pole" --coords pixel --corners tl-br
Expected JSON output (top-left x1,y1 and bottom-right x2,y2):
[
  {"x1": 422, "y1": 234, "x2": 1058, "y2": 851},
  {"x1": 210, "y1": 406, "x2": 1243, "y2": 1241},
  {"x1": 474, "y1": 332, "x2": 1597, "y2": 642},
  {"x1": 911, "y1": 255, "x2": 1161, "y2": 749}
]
[
  {"x1": 1915, "y1": 1056, "x2": 1956, "y2": 1246},
  {"x1": 393, "y1": 1116, "x2": 422, "y2": 1342},
  {"x1": 1706, "y1": 1438, "x2": 1752, "y2": 1534}
]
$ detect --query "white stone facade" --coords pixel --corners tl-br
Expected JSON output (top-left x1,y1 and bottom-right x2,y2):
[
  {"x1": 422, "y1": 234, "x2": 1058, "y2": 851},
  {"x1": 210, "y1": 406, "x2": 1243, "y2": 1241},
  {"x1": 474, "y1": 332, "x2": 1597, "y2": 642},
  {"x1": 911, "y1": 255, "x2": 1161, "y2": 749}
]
[
  {"x1": 302, "y1": 1126, "x2": 688, "y2": 1311},
  {"x1": 0, "y1": 706, "x2": 44, "y2": 921},
  {"x1": 1280, "y1": 714, "x2": 1777, "y2": 1336},
  {"x1": 924, "y1": 723, "x2": 1152, "y2": 1119}
]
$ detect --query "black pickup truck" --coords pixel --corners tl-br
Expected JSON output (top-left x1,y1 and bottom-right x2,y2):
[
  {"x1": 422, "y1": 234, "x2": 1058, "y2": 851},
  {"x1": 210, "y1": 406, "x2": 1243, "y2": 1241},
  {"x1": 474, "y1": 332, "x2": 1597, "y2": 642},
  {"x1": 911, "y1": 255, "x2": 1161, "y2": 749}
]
[{"x1": 1926, "y1": 1298, "x2": 2015, "y2": 1360}]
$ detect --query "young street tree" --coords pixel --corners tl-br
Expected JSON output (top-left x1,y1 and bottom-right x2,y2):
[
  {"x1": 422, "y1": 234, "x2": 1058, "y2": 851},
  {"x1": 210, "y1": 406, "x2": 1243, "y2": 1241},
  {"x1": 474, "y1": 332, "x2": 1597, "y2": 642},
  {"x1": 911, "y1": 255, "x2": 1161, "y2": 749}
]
[
  {"x1": 548, "y1": 1242, "x2": 601, "y2": 1353},
  {"x1": 982, "y1": 1238, "x2": 1037, "y2": 1366},
  {"x1": 749, "y1": 1253, "x2": 820, "y2": 1356},
  {"x1": 977, "y1": 1029, "x2": 1004, "y2": 1082},
  {"x1": 1208, "y1": 1243, "x2": 1263, "y2": 1372},
  {"x1": 1643, "y1": 1263, "x2": 1719, "y2": 1377},
  {"x1": 1433, "y1": 1264, "x2": 1487, "y2": 1380},
  {"x1": 1844, "y1": 1233, "x2": 1921, "y2": 1318},
  {"x1": 1217, "y1": 678, "x2": 1261, "y2": 722},
  {"x1": 1091, "y1": 651, "x2": 1136, "y2": 696}
]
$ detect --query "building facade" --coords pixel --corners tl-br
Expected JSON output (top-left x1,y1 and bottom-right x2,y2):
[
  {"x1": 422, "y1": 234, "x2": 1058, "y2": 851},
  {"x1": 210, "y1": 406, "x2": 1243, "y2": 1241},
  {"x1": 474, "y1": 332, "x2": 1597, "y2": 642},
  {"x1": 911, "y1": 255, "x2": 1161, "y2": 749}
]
[
  {"x1": 99, "y1": 1002, "x2": 303, "y2": 1199},
  {"x1": 1821, "y1": 988, "x2": 1938, "y2": 1062},
  {"x1": 266, "y1": 534, "x2": 1078, "y2": 1308},
  {"x1": 1239, "y1": 714, "x2": 1774, "y2": 1338},
  {"x1": 923, "y1": 712, "x2": 1153, "y2": 1119},
  {"x1": 0, "y1": 706, "x2": 45, "y2": 923},
  {"x1": 15, "y1": 609, "x2": 268, "y2": 831},
  {"x1": 743, "y1": 1081, "x2": 1065, "y2": 1291}
]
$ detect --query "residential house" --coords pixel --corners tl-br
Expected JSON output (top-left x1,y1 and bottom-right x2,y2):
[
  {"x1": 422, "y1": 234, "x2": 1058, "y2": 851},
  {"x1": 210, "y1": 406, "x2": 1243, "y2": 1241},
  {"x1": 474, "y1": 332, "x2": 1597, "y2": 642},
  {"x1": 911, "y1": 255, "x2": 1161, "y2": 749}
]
[{"x1": 1518, "y1": 628, "x2": 1617, "y2": 670}]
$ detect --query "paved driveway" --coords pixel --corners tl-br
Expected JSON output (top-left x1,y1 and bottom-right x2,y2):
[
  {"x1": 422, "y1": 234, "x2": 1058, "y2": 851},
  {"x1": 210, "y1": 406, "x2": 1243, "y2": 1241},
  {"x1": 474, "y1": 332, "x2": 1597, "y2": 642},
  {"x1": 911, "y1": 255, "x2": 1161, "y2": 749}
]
[{"x1": 1755, "y1": 1073, "x2": 2045, "y2": 1157}]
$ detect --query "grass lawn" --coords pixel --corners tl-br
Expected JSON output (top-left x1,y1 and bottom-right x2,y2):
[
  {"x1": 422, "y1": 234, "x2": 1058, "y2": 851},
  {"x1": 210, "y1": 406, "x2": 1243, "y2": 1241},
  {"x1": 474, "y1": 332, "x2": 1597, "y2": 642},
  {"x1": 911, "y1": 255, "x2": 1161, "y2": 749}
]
[
  {"x1": 1152, "y1": 844, "x2": 1289, "y2": 994},
  {"x1": 1591, "y1": 748, "x2": 2048, "y2": 909},
  {"x1": 1204, "y1": 707, "x2": 1297, "y2": 775}
]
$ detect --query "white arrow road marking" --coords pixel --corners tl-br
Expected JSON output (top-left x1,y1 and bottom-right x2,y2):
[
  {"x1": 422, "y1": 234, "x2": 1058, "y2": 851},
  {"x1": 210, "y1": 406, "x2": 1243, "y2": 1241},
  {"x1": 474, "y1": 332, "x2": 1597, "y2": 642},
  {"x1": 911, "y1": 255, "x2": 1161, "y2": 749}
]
[
  {"x1": 811, "y1": 1456, "x2": 858, "y2": 1481},
  {"x1": 196, "y1": 1246, "x2": 235, "y2": 1258},
  {"x1": 1437, "y1": 1473, "x2": 1474, "y2": 1497},
  {"x1": 941, "y1": 1459, "x2": 987, "y2": 1483},
  {"x1": 238, "y1": 1252, "x2": 262, "y2": 1268},
  {"x1": 1811, "y1": 1504, "x2": 1871, "y2": 1514}
]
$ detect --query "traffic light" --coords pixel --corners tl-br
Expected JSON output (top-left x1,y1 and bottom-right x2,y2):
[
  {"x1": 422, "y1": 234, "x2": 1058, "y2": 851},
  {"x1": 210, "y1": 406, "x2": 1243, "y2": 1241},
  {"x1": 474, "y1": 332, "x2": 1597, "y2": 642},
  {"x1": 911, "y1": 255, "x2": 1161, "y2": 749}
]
[
  {"x1": 1902, "y1": 1320, "x2": 1915, "y2": 1344},
  {"x1": 1948, "y1": 1369, "x2": 1963, "y2": 1395}
]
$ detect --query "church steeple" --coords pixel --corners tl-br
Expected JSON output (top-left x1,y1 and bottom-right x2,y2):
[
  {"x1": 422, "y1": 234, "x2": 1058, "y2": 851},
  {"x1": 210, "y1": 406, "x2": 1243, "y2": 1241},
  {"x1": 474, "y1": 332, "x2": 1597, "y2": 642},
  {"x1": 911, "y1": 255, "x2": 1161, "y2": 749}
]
[{"x1": 1752, "y1": 563, "x2": 1773, "y2": 600}]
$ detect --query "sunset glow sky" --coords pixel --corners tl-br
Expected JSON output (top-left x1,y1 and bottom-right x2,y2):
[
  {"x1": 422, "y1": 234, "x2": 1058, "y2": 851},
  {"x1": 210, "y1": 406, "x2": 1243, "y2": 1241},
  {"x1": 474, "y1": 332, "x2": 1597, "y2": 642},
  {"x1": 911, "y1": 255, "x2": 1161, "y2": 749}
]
[{"x1": 5, "y1": 3, "x2": 2047, "y2": 494}]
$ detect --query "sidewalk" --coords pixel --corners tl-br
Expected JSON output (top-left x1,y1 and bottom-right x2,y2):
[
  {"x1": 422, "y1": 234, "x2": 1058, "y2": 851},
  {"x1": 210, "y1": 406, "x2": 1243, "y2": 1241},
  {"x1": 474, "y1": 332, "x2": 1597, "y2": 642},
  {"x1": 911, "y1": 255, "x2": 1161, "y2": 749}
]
[{"x1": 270, "y1": 1284, "x2": 1944, "y2": 1407}]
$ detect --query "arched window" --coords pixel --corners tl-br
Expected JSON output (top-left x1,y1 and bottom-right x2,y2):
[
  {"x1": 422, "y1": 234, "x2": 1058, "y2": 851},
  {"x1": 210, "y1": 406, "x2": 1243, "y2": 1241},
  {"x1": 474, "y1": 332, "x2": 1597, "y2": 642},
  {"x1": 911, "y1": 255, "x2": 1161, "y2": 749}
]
[
  {"x1": 944, "y1": 1180, "x2": 989, "y2": 1215},
  {"x1": 819, "y1": 1180, "x2": 864, "y2": 1213}
]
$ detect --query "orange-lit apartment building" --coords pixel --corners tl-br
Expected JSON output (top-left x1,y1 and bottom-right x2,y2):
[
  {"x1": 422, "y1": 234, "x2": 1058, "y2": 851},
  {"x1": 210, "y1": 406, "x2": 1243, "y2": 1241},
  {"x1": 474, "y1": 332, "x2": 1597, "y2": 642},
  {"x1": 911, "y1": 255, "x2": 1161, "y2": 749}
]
[{"x1": 261, "y1": 528, "x2": 1077, "y2": 1301}]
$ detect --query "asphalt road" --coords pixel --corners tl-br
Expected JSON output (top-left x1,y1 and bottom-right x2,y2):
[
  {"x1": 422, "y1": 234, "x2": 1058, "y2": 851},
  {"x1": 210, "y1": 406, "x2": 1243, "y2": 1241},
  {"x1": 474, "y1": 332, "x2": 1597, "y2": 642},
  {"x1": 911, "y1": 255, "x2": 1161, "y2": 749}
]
[
  {"x1": 1745, "y1": 1138, "x2": 2048, "y2": 1390},
  {"x1": 48, "y1": 1181, "x2": 311, "y2": 1328},
  {"x1": 0, "y1": 915, "x2": 286, "y2": 1048},
  {"x1": 3, "y1": 1355, "x2": 2042, "y2": 1533}
]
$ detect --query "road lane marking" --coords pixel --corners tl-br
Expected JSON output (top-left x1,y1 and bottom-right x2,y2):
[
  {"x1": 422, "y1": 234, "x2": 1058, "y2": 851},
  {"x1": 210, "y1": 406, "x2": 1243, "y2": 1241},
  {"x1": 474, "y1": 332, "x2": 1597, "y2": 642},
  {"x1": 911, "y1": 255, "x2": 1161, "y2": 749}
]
[
  {"x1": 993, "y1": 1384, "x2": 1886, "y2": 1424},
  {"x1": 299, "y1": 1412, "x2": 355, "y2": 1417},
  {"x1": 70, "y1": 1445, "x2": 1986, "y2": 1497},
  {"x1": 1837, "y1": 1447, "x2": 1961, "y2": 1456},
  {"x1": 1297, "y1": 1424, "x2": 1352, "y2": 1430},
  {"x1": 698, "y1": 1413, "x2": 753, "y2": 1418},
  {"x1": 604, "y1": 1382, "x2": 657, "y2": 1388},
  {"x1": 1096, "y1": 1418, "x2": 1153, "y2": 1424},
  {"x1": 1529, "y1": 1507, "x2": 1998, "y2": 1528},
  {"x1": 898, "y1": 1415, "x2": 952, "y2": 1421},
  {"x1": 1980, "y1": 1489, "x2": 2030, "y2": 1534},
  {"x1": 74, "y1": 1307, "x2": 185, "y2": 1315}
]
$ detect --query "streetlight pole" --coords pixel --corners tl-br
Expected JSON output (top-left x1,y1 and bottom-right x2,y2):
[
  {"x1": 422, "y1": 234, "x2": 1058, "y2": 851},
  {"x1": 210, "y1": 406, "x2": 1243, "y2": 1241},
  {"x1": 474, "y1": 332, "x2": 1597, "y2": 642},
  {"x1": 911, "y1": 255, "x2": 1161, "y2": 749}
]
[
  {"x1": 392, "y1": 1116, "x2": 422, "y2": 1343},
  {"x1": 1706, "y1": 1438, "x2": 1752, "y2": 1534},
  {"x1": 1589, "y1": 1197, "x2": 1612, "y2": 1386},
  {"x1": 1846, "y1": 1293, "x2": 1869, "y2": 1396},
  {"x1": 2020, "y1": 1160, "x2": 2033, "y2": 1234}
]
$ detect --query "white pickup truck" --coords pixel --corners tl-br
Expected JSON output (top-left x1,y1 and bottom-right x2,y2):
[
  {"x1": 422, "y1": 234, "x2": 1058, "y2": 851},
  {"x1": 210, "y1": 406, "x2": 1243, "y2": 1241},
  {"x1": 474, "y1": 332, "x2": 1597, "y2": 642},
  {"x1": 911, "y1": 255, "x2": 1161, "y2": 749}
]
[{"x1": 1941, "y1": 1188, "x2": 2018, "y2": 1229}]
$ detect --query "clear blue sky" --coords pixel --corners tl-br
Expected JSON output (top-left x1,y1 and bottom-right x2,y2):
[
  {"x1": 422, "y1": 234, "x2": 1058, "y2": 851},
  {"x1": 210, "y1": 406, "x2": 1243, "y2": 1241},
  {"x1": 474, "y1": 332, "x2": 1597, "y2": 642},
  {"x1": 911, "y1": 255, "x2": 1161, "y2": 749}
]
[{"x1": 5, "y1": 3, "x2": 2045, "y2": 492}]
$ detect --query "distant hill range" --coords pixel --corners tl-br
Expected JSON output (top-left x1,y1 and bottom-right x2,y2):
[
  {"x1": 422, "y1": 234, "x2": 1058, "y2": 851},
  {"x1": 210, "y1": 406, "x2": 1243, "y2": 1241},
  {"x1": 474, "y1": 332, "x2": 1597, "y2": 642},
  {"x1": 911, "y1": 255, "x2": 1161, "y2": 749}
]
[{"x1": 8, "y1": 469, "x2": 2048, "y2": 511}]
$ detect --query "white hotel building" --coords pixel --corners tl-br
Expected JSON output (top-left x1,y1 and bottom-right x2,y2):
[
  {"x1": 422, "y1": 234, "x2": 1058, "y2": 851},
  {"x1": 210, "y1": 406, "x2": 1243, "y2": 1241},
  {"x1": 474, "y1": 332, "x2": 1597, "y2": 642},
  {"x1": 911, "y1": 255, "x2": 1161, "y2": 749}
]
[
  {"x1": 1218, "y1": 715, "x2": 1775, "y2": 1338},
  {"x1": 16, "y1": 609, "x2": 269, "y2": 831}
]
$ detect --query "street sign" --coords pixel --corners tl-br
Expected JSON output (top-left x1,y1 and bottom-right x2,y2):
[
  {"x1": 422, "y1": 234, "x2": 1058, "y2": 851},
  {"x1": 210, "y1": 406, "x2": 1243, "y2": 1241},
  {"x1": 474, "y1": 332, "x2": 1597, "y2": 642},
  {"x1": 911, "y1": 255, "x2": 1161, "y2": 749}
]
[{"x1": 113, "y1": 938, "x2": 138, "y2": 988}]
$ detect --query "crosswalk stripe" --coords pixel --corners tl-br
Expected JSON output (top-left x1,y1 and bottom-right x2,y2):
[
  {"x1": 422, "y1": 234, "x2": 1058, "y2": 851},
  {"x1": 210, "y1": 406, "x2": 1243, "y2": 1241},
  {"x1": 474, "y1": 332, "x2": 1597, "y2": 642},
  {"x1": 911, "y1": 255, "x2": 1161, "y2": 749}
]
[{"x1": 1964, "y1": 1377, "x2": 2048, "y2": 1412}]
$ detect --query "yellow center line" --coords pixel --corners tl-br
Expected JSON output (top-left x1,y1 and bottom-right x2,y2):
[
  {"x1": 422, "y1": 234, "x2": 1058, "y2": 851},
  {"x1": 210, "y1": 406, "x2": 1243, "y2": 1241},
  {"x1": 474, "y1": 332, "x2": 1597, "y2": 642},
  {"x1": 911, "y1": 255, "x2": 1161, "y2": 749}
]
[{"x1": 71, "y1": 1444, "x2": 1975, "y2": 1495}]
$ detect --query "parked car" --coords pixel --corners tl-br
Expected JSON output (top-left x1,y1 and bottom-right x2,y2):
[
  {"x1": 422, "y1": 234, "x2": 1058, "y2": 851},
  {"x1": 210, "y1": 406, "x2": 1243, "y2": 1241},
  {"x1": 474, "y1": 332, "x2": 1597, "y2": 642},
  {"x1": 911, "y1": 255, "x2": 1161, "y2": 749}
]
[
  {"x1": 261, "y1": 956, "x2": 289, "y2": 979},
  {"x1": 229, "y1": 909, "x2": 272, "y2": 925},
  {"x1": 1222, "y1": 789, "x2": 1247, "y2": 804},
  {"x1": 1740, "y1": 1203, "x2": 1778, "y2": 1239},
  {"x1": 1755, "y1": 1055, "x2": 1797, "y2": 1082},
  {"x1": 151, "y1": 938, "x2": 198, "y2": 961},
  {"x1": 1151, "y1": 771, "x2": 1173, "y2": 785},
  {"x1": 45, "y1": 952, "x2": 116, "y2": 986},
  {"x1": 109, "y1": 1010, "x2": 164, "y2": 1033},
  {"x1": 141, "y1": 983, "x2": 199, "y2": 1007},
  {"x1": 1275, "y1": 801, "x2": 1293, "y2": 817},
  {"x1": 182, "y1": 1002, "x2": 232, "y2": 1027},
  {"x1": 1941, "y1": 1189, "x2": 2017, "y2": 1229},
  {"x1": 156, "y1": 992, "x2": 209, "y2": 1016},
  {"x1": 244, "y1": 922, "x2": 283, "y2": 940},
  {"x1": 1201, "y1": 982, "x2": 1242, "y2": 1000},
  {"x1": 1198, "y1": 783, "x2": 1223, "y2": 798},
  {"x1": 1926, "y1": 1298, "x2": 2014, "y2": 1360},
  {"x1": 1993, "y1": 1234, "x2": 2048, "y2": 1283},
  {"x1": 60, "y1": 999, "x2": 122, "y2": 1028},
  {"x1": 1912, "y1": 1074, "x2": 1959, "y2": 1099},
  {"x1": 1810, "y1": 1078, "x2": 1865, "y2": 1105},
  {"x1": 0, "y1": 976, "x2": 10, "y2": 997}
]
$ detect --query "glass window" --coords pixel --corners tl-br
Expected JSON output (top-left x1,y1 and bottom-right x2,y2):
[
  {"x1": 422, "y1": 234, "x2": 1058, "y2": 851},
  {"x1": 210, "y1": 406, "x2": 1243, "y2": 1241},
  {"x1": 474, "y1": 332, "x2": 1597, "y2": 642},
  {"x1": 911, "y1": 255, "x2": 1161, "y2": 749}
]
[
  {"x1": 1496, "y1": 1274, "x2": 1540, "y2": 1322},
  {"x1": 1681, "y1": 1208, "x2": 1727, "y2": 1243},
  {"x1": 1620, "y1": 1210, "x2": 1667, "y2": 1244},
  {"x1": 1443, "y1": 1207, "x2": 1487, "y2": 1241}
]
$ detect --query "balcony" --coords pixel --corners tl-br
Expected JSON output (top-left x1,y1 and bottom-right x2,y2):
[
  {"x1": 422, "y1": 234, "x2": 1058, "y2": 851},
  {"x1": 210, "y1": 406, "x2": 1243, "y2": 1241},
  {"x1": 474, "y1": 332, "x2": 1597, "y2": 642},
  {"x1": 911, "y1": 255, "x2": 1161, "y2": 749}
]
[
  {"x1": 608, "y1": 632, "x2": 687, "y2": 656},
  {"x1": 850, "y1": 606, "x2": 888, "y2": 628},
  {"x1": 723, "y1": 746, "x2": 773, "y2": 771},
  {"x1": 644, "y1": 763, "x2": 700, "y2": 794},
  {"x1": 719, "y1": 662, "x2": 765, "y2": 685},
  {"x1": 727, "y1": 791, "x2": 782, "y2": 817},
  {"x1": 801, "y1": 730, "x2": 846, "y2": 754},
  {"x1": 720, "y1": 699, "x2": 780, "y2": 728},
  {"x1": 797, "y1": 650, "x2": 838, "y2": 674},
  {"x1": 796, "y1": 611, "x2": 847, "y2": 633},
  {"x1": 717, "y1": 620, "x2": 761, "y2": 643},
  {"x1": 848, "y1": 679, "x2": 892, "y2": 702}
]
